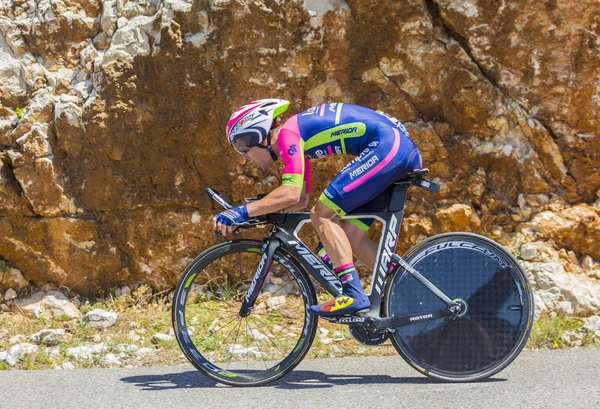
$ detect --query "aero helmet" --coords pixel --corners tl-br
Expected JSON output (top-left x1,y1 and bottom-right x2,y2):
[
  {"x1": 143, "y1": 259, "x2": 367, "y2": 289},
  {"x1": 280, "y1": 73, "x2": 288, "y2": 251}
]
[{"x1": 226, "y1": 98, "x2": 290, "y2": 157}]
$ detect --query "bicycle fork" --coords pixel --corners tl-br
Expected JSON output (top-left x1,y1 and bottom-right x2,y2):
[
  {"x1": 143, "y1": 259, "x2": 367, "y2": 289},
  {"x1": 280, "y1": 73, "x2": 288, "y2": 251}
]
[{"x1": 238, "y1": 238, "x2": 281, "y2": 317}]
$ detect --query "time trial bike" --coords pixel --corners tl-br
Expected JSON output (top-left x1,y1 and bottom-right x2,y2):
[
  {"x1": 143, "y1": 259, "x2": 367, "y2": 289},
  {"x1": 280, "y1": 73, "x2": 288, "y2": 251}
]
[{"x1": 171, "y1": 169, "x2": 534, "y2": 386}]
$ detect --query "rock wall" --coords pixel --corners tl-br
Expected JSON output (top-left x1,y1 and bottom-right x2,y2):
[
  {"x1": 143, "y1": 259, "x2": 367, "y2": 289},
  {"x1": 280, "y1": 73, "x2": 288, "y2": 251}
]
[{"x1": 0, "y1": 0, "x2": 599, "y2": 315}]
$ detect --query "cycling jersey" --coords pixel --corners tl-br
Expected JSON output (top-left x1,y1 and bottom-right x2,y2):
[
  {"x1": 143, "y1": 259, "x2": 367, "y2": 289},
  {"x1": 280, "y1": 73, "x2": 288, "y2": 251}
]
[{"x1": 276, "y1": 103, "x2": 422, "y2": 230}]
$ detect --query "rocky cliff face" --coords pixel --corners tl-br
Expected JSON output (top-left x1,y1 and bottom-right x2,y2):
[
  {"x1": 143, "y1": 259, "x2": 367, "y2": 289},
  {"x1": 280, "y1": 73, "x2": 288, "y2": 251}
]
[{"x1": 0, "y1": 0, "x2": 599, "y2": 315}]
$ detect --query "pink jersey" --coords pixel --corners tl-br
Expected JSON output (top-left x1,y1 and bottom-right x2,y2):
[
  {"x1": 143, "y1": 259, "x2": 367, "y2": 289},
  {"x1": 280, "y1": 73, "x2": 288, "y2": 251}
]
[{"x1": 276, "y1": 115, "x2": 311, "y2": 194}]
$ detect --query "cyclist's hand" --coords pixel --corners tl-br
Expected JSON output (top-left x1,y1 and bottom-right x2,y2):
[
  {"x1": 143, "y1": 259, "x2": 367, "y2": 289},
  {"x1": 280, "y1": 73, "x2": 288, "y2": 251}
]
[{"x1": 211, "y1": 205, "x2": 248, "y2": 236}]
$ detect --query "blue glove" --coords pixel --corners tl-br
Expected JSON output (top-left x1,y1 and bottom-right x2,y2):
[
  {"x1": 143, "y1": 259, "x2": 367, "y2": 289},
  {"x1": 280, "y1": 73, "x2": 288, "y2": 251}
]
[{"x1": 215, "y1": 205, "x2": 249, "y2": 227}]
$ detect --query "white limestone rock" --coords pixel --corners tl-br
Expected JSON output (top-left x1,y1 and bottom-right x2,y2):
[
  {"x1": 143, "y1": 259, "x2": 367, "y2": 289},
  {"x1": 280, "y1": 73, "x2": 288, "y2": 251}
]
[
  {"x1": 5, "y1": 343, "x2": 38, "y2": 366},
  {"x1": 29, "y1": 329, "x2": 66, "y2": 345},
  {"x1": 17, "y1": 291, "x2": 80, "y2": 319},
  {"x1": 82, "y1": 309, "x2": 118, "y2": 328}
]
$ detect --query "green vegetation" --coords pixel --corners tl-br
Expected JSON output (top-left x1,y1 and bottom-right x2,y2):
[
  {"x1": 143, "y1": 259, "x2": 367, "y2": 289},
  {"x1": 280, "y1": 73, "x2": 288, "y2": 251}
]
[
  {"x1": 1, "y1": 287, "x2": 598, "y2": 371},
  {"x1": 527, "y1": 315, "x2": 599, "y2": 350},
  {"x1": 15, "y1": 107, "x2": 24, "y2": 119}
]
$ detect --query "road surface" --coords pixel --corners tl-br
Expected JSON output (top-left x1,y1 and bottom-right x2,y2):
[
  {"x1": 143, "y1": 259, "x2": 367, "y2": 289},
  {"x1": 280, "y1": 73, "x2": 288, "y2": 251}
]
[{"x1": 0, "y1": 349, "x2": 598, "y2": 409}]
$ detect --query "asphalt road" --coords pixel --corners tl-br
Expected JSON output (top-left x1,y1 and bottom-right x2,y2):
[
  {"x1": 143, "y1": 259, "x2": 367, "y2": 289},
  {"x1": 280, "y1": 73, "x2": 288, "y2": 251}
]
[{"x1": 0, "y1": 349, "x2": 598, "y2": 409}]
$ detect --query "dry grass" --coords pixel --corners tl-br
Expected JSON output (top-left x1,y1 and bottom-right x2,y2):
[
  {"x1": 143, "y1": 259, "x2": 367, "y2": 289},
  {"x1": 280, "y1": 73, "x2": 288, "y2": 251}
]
[{"x1": 0, "y1": 287, "x2": 597, "y2": 371}]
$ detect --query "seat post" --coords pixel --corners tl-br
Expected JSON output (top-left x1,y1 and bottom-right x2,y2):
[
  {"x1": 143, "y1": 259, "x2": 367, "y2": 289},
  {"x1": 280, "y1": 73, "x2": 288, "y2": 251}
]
[{"x1": 388, "y1": 181, "x2": 412, "y2": 212}]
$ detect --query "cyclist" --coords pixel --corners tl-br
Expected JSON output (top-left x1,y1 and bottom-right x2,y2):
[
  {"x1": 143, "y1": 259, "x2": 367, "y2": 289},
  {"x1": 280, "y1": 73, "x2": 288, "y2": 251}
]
[{"x1": 212, "y1": 99, "x2": 422, "y2": 317}]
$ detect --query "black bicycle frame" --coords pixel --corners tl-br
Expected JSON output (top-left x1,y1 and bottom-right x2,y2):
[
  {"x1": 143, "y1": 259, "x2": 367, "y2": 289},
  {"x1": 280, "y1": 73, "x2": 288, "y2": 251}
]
[{"x1": 237, "y1": 180, "x2": 461, "y2": 330}]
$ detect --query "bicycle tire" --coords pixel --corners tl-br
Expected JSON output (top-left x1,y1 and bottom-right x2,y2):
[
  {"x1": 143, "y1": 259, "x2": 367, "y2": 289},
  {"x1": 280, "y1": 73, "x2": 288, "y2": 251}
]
[
  {"x1": 172, "y1": 239, "x2": 318, "y2": 386},
  {"x1": 384, "y1": 232, "x2": 534, "y2": 382}
]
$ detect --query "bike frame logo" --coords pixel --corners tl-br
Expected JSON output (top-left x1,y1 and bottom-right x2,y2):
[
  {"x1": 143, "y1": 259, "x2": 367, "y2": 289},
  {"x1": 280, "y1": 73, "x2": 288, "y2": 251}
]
[
  {"x1": 287, "y1": 240, "x2": 340, "y2": 287},
  {"x1": 412, "y1": 240, "x2": 509, "y2": 268},
  {"x1": 246, "y1": 252, "x2": 269, "y2": 303},
  {"x1": 373, "y1": 214, "x2": 398, "y2": 294}
]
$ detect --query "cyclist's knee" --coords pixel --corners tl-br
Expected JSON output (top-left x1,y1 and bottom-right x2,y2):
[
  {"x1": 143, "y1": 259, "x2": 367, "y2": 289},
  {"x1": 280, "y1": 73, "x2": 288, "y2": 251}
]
[{"x1": 310, "y1": 202, "x2": 338, "y2": 226}]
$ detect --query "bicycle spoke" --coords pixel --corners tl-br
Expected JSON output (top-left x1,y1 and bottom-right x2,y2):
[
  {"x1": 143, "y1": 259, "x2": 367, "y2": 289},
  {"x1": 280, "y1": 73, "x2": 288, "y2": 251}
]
[
  {"x1": 249, "y1": 317, "x2": 286, "y2": 360},
  {"x1": 201, "y1": 315, "x2": 240, "y2": 334},
  {"x1": 245, "y1": 318, "x2": 250, "y2": 370},
  {"x1": 225, "y1": 318, "x2": 244, "y2": 370},
  {"x1": 173, "y1": 241, "x2": 317, "y2": 385},
  {"x1": 208, "y1": 318, "x2": 243, "y2": 363},
  {"x1": 263, "y1": 278, "x2": 295, "y2": 298},
  {"x1": 247, "y1": 317, "x2": 271, "y2": 370}
]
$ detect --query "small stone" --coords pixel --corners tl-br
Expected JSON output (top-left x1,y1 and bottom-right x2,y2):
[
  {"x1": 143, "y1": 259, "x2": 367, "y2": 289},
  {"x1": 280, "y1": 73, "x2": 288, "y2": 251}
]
[
  {"x1": 10, "y1": 335, "x2": 26, "y2": 344},
  {"x1": 127, "y1": 331, "x2": 141, "y2": 341},
  {"x1": 83, "y1": 309, "x2": 117, "y2": 328},
  {"x1": 481, "y1": 141, "x2": 494, "y2": 154},
  {"x1": 6, "y1": 343, "x2": 38, "y2": 366},
  {"x1": 2, "y1": 266, "x2": 29, "y2": 290},
  {"x1": 129, "y1": 322, "x2": 140, "y2": 329},
  {"x1": 117, "y1": 344, "x2": 138, "y2": 353},
  {"x1": 151, "y1": 333, "x2": 174, "y2": 344},
  {"x1": 266, "y1": 295, "x2": 286, "y2": 309},
  {"x1": 557, "y1": 301, "x2": 574, "y2": 316},
  {"x1": 318, "y1": 328, "x2": 330, "y2": 338},
  {"x1": 117, "y1": 16, "x2": 128, "y2": 28},
  {"x1": 136, "y1": 347, "x2": 156, "y2": 356},
  {"x1": 29, "y1": 329, "x2": 66, "y2": 345},
  {"x1": 62, "y1": 362, "x2": 75, "y2": 370},
  {"x1": 583, "y1": 316, "x2": 600, "y2": 332},
  {"x1": 91, "y1": 343, "x2": 108, "y2": 354},
  {"x1": 567, "y1": 251, "x2": 580, "y2": 267},
  {"x1": 17, "y1": 291, "x2": 79, "y2": 319},
  {"x1": 100, "y1": 353, "x2": 121, "y2": 365},
  {"x1": 581, "y1": 255, "x2": 595, "y2": 270},
  {"x1": 520, "y1": 244, "x2": 538, "y2": 261},
  {"x1": 119, "y1": 286, "x2": 131, "y2": 297},
  {"x1": 66, "y1": 346, "x2": 95, "y2": 360},
  {"x1": 4, "y1": 289, "x2": 17, "y2": 301},
  {"x1": 332, "y1": 331, "x2": 345, "y2": 341},
  {"x1": 270, "y1": 276, "x2": 283, "y2": 285}
]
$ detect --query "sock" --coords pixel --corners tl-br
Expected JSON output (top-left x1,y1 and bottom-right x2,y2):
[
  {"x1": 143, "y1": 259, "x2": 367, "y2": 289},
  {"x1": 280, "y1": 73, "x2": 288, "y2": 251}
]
[
  {"x1": 315, "y1": 242, "x2": 332, "y2": 268},
  {"x1": 334, "y1": 263, "x2": 365, "y2": 299}
]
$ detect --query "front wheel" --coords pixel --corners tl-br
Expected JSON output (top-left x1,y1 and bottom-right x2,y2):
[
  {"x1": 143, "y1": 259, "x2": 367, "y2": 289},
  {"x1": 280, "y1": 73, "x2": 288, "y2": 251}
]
[
  {"x1": 385, "y1": 233, "x2": 534, "y2": 382},
  {"x1": 172, "y1": 240, "x2": 318, "y2": 386}
]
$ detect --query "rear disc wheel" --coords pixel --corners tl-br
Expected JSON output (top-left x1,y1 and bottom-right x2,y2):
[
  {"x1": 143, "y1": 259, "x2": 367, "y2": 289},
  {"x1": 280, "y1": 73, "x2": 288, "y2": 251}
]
[{"x1": 385, "y1": 233, "x2": 534, "y2": 382}]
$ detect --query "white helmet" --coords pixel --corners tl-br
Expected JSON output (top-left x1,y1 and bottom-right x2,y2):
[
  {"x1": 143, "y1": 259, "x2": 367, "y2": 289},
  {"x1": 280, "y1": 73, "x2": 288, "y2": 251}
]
[{"x1": 226, "y1": 98, "x2": 290, "y2": 155}]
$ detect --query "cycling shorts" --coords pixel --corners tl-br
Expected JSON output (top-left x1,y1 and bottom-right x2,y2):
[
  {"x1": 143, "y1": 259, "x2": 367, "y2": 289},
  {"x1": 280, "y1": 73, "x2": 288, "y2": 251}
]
[{"x1": 318, "y1": 126, "x2": 422, "y2": 231}]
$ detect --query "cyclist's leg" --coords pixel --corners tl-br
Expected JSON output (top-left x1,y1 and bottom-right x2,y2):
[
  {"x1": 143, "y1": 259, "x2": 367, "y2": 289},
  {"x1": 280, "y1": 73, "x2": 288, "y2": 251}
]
[
  {"x1": 309, "y1": 202, "x2": 370, "y2": 316},
  {"x1": 309, "y1": 127, "x2": 420, "y2": 316},
  {"x1": 341, "y1": 186, "x2": 394, "y2": 268},
  {"x1": 341, "y1": 221, "x2": 377, "y2": 268},
  {"x1": 310, "y1": 203, "x2": 352, "y2": 268}
]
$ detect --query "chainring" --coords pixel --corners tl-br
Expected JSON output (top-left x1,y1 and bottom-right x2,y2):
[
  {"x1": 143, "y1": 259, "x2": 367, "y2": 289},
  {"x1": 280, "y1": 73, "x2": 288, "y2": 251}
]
[{"x1": 349, "y1": 325, "x2": 390, "y2": 346}]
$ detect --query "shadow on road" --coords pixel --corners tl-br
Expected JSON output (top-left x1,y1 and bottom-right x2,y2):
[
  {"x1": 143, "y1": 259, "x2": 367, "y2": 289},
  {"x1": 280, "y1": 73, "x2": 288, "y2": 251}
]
[{"x1": 120, "y1": 370, "x2": 505, "y2": 390}]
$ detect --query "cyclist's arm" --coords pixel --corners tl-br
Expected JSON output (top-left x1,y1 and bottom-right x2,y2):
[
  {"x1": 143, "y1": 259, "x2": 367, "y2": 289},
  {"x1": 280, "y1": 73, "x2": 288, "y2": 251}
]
[
  {"x1": 282, "y1": 157, "x2": 311, "y2": 212},
  {"x1": 283, "y1": 193, "x2": 310, "y2": 212},
  {"x1": 246, "y1": 185, "x2": 302, "y2": 216},
  {"x1": 247, "y1": 122, "x2": 309, "y2": 217}
]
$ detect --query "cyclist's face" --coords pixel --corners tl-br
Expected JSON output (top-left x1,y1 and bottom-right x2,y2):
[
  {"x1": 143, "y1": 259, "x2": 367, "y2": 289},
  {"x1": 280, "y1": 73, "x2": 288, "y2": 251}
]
[{"x1": 243, "y1": 145, "x2": 273, "y2": 168}]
